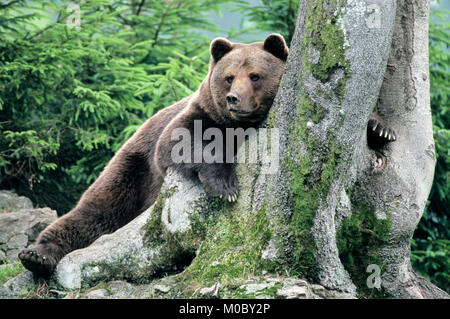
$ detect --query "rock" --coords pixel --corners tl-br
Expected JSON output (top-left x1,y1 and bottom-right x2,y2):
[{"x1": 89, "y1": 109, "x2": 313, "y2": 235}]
[
  {"x1": 235, "y1": 276, "x2": 311, "y2": 299},
  {"x1": 7, "y1": 234, "x2": 28, "y2": 249},
  {"x1": 75, "y1": 280, "x2": 155, "y2": 299},
  {"x1": 276, "y1": 285, "x2": 309, "y2": 299},
  {"x1": 221, "y1": 275, "x2": 356, "y2": 299},
  {"x1": 198, "y1": 282, "x2": 221, "y2": 298},
  {"x1": 50, "y1": 207, "x2": 158, "y2": 291},
  {"x1": 52, "y1": 168, "x2": 213, "y2": 291},
  {"x1": 0, "y1": 190, "x2": 33, "y2": 212},
  {"x1": 0, "y1": 207, "x2": 57, "y2": 263},
  {"x1": 0, "y1": 286, "x2": 14, "y2": 299},
  {"x1": 153, "y1": 284, "x2": 171, "y2": 294},
  {"x1": 282, "y1": 278, "x2": 307, "y2": 286},
  {"x1": 83, "y1": 289, "x2": 110, "y2": 299},
  {"x1": 241, "y1": 282, "x2": 275, "y2": 295},
  {"x1": 107, "y1": 281, "x2": 151, "y2": 299},
  {"x1": 1, "y1": 271, "x2": 36, "y2": 297},
  {"x1": 310, "y1": 284, "x2": 326, "y2": 298},
  {"x1": 261, "y1": 239, "x2": 277, "y2": 260}
]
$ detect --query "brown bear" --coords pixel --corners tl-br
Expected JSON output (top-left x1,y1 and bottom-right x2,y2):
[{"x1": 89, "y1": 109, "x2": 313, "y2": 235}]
[{"x1": 18, "y1": 34, "x2": 395, "y2": 277}]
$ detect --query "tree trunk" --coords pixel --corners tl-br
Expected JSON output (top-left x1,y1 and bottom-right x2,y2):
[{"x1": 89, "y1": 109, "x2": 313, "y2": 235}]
[{"x1": 51, "y1": 0, "x2": 448, "y2": 298}]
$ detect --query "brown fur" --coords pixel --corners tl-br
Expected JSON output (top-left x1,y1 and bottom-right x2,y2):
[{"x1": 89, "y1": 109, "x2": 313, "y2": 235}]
[{"x1": 18, "y1": 34, "x2": 290, "y2": 277}]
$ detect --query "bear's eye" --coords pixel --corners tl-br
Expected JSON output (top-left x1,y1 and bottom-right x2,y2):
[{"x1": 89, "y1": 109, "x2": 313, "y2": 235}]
[
  {"x1": 250, "y1": 74, "x2": 260, "y2": 82},
  {"x1": 225, "y1": 76, "x2": 234, "y2": 84}
]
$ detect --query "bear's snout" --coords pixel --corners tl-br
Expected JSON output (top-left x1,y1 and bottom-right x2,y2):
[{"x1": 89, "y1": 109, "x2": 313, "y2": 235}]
[
  {"x1": 226, "y1": 92, "x2": 241, "y2": 106},
  {"x1": 227, "y1": 92, "x2": 254, "y2": 117}
]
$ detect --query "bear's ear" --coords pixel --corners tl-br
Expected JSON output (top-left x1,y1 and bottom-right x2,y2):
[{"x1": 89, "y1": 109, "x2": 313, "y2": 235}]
[
  {"x1": 263, "y1": 33, "x2": 289, "y2": 61},
  {"x1": 210, "y1": 37, "x2": 233, "y2": 63}
]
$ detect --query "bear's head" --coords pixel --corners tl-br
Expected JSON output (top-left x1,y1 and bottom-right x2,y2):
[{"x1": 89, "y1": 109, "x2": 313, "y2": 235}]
[{"x1": 207, "y1": 34, "x2": 289, "y2": 124}]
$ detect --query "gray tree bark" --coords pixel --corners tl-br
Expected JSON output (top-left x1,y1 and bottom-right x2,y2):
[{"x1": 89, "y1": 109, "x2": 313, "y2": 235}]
[
  {"x1": 354, "y1": 0, "x2": 446, "y2": 298},
  {"x1": 50, "y1": 0, "x2": 448, "y2": 298}
]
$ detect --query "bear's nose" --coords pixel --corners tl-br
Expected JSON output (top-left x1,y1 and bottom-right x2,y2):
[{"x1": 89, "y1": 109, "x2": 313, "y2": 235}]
[{"x1": 226, "y1": 93, "x2": 241, "y2": 106}]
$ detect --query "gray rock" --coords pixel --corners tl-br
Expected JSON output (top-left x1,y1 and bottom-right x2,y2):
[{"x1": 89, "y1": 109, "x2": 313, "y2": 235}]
[
  {"x1": 276, "y1": 285, "x2": 309, "y2": 299},
  {"x1": 310, "y1": 284, "x2": 326, "y2": 298},
  {"x1": 153, "y1": 284, "x2": 171, "y2": 294},
  {"x1": 283, "y1": 278, "x2": 307, "y2": 287},
  {"x1": 83, "y1": 289, "x2": 110, "y2": 299},
  {"x1": 50, "y1": 206, "x2": 156, "y2": 291},
  {"x1": 261, "y1": 239, "x2": 277, "y2": 260},
  {"x1": 0, "y1": 190, "x2": 33, "y2": 212},
  {"x1": 6, "y1": 249, "x2": 22, "y2": 262},
  {"x1": 0, "y1": 286, "x2": 14, "y2": 299},
  {"x1": 52, "y1": 168, "x2": 213, "y2": 291},
  {"x1": 198, "y1": 282, "x2": 221, "y2": 298},
  {"x1": 106, "y1": 281, "x2": 144, "y2": 298},
  {"x1": 2, "y1": 271, "x2": 35, "y2": 297},
  {"x1": 0, "y1": 207, "x2": 57, "y2": 263},
  {"x1": 76, "y1": 281, "x2": 154, "y2": 299},
  {"x1": 7, "y1": 234, "x2": 28, "y2": 249},
  {"x1": 241, "y1": 282, "x2": 275, "y2": 295}
]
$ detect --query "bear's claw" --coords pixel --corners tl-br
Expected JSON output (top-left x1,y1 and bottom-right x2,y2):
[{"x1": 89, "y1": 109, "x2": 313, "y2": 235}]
[
  {"x1": 368, "y1": 116, "x2": 397, "y2": 143},
  {"x1": 199, "y1": 166, "x2": 239, "y2": 203}
]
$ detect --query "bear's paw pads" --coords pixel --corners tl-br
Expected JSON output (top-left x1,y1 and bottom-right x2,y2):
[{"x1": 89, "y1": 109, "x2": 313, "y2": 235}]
[{"x1": 18, "y1": 247, "x2": 56, "y2": 278}]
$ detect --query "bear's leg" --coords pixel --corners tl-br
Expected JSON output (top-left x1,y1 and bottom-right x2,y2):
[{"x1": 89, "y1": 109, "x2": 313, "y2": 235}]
[
  {"x1": 198, "y1": 163, "x2": 238, "y2": 202},
  {"x1": 18, "y1": 207, "x2": 115, "y2": 277},
  {"x1": 18, "y1": 160, "x2": 155, "y2": 277}
]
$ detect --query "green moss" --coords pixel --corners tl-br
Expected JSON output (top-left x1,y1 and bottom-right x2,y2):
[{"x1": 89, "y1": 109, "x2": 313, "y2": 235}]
[
  {"x1": 221, "y1": 283, "x2": 281, "y2": 299},
  {"x1": 336, "y1": 198, "x2": 392, "y2": 298},
  {"x1": 144, "y1": 196, "x2": 165, "y2": 246},
  {"x1": 277, "y1": 0, "x2": 351, "y2": 281},
  {"x1": 179, "y1": 204, "x2": 272, "y2": 291},
  {"x1": 284, "y1": 135, "x2": 343, "y2": 281},
  {"x1": 258, "y1": 284, "x2": 281, "y2": 297},
  {"x1": 304, "y1": 0, "x2": 350, "y2": 83},
  {"x1": 143, "y1": 186, "x2": 178, "y2": 246},
  {"x1": 280, "y1": 80, "x2": 345, "y2": 280},
  {"x1": 266, "y1": 107, "x2": 277, "y2": 129}
]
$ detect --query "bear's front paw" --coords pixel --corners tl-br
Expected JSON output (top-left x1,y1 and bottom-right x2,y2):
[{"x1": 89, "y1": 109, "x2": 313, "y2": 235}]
[
  {"x1": 199, "y1": 168, "x2": 238, "y2": 202},
  {"x1": 368, "y1": 115, "x2": 397, "y2": 143}
]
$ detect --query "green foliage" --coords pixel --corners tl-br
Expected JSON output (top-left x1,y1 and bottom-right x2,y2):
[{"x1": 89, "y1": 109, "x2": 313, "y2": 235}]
[
  {"x1": 235, "y1": 0, "x2": 299, "y2": 45},
  {"x1": 0, "y1": 260, "x2": 25, "y2": 285},
  {"x1": 411, "y1": 9, "x2": 450, "y2": 294},
  {"x1": 411, "y1": 239, "x2": 449, "y2": 293},
  {"x1": 0, "y1": 0, "x2": 231, "y2": 213}
]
